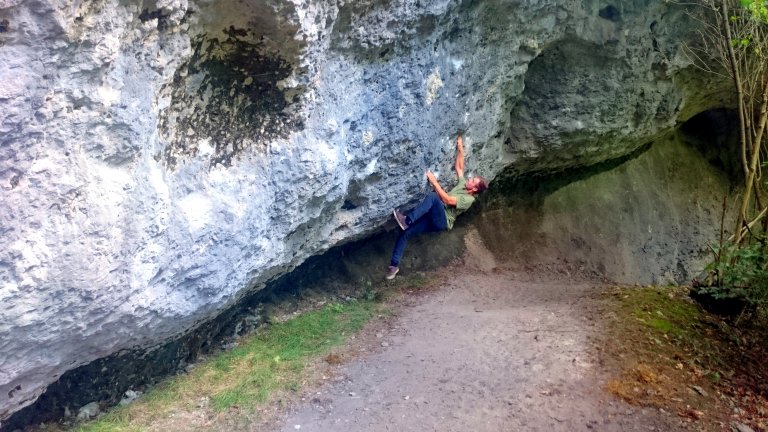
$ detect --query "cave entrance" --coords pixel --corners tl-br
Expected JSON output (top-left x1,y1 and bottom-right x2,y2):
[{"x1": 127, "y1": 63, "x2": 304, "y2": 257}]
[{"x1": 678, "y1": 108, "x2": 741, "y2": 181}]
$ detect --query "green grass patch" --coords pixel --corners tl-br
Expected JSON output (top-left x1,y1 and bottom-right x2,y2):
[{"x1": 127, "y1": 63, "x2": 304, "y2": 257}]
[
  {"x1": 646, "y1": 317, "x2": 675, "y2": 333},
  {"x1": 623, "y1": 287, "x2": 703, "y2": 340},
  {"x1": 74, "y1": 300, "x2": 379, "y2": 432}
]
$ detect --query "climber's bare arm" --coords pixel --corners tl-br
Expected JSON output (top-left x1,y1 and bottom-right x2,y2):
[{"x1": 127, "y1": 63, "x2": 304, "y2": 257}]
[
  {"x1": 455, "y1": 132, "x2": 465, "y2": 178},
  {"x1": 427, "y1": 170, "x2": 457, "y2": 207}
]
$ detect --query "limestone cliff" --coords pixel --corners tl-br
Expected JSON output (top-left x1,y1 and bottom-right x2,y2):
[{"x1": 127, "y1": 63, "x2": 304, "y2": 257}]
[{"x1": 0, "y1": 0, "x2": 727, "y2": 423}]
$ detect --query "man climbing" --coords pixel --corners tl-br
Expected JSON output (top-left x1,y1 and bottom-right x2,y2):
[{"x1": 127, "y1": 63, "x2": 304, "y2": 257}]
[{"x1": 385, "y1": 132, "x2": 488, "y2": 280}]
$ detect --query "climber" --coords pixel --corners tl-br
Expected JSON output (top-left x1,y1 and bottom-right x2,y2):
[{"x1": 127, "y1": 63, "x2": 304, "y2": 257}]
[{"x1": 385, "y1": 132, "x2": 488, "y2": 280}]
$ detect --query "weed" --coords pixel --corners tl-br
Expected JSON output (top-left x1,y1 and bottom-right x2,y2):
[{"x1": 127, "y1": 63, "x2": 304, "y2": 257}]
[
  {"x1": 327, "y1": 303, "x2": 344, "y2": 313},
  {"x1": 709, "y1": 371, "x2": 721, "y2": 383},
  {"x1": 699, "y1": 238, "x2": 768, "y2": 317},
  {"x1": 362, "y1": 287, "x2": 377, "y2": 302}
]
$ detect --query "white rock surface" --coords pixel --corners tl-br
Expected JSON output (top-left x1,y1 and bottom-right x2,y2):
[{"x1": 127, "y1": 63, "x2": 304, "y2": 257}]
[
  {"x1": 118, "y1": 390, "x2": 142, "y2": 407},
  {"x1": 76, "y1": 402, "x2": 99, "y2": 420},
  {"x1": 0, "y1": 0, "x2": 721, "y2": 422}
]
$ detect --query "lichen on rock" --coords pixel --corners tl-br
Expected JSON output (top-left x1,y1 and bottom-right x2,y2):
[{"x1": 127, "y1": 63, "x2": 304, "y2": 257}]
[{"x1": 425, "y1": 68, "x2": 443, "y2": 106}]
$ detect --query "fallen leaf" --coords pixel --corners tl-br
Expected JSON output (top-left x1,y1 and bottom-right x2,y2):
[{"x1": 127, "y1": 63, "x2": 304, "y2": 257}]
[{"x1": 678, "y1": 409, "x2": 704, "y2": 420}]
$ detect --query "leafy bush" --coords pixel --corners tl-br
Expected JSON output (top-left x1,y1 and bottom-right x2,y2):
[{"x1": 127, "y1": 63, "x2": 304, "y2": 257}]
[{"x1": 697, "y1": 238, "x2": 768, "y2": 316}]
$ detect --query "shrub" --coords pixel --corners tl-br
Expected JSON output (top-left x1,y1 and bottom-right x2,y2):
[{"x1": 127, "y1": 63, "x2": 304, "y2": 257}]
[{"x1": 696, "y1": 238, "x2": 768, "y2": 317}]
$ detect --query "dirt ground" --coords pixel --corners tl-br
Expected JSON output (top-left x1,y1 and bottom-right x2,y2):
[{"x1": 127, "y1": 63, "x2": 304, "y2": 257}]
[{"x1": 266, "y1": 233, "x2": 696, "y2": 432}]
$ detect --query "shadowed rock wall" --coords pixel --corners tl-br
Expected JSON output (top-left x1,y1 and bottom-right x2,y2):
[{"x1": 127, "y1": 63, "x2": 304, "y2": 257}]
[
  {"x1": 478, "y1": 131, "x2": 735, "y2": 284},
  {"x1": 0, "y1": 0, "x2": 732, "y2": 424}
]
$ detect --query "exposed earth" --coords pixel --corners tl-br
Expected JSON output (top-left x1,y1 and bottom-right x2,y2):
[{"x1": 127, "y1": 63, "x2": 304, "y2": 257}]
[
  {"x1": 262, "y1": 233, "x2": 754, "y2": 432},
  {"x1": 274, "y1": 273, "x2": 677, "y2": 431}
]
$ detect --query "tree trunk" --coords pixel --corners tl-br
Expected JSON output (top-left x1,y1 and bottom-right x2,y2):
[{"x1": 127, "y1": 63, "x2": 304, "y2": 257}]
[{"x1": 723, "y1": 0, "x2": 752, "y2": 244}]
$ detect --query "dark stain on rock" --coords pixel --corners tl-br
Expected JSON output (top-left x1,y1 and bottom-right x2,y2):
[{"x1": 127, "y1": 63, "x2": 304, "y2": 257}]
[
  {"x1": 491, "y1": 141, "x2": 653, "y2": 200},
  {"x1": 330, "y1": 2, "x2": 438, "y2": 62},
  {"x1": 158, "y1": 28, "x2": 302, "y2": 169},
  {"x1": 138, "y1": 8, "x2": 169, "y2": 31},
  {"x1": 8, "y1": 384, "x2": 21, "y2": 398},
  {"x1": 223, "y1": 25, "x2": 248, "y2": 38},
  {"x1": 599, "y1": 5, "x2": 621, "y2": 22},
  {"x1": 0, "y1": 19, "x2": 9, "y2": 33}
]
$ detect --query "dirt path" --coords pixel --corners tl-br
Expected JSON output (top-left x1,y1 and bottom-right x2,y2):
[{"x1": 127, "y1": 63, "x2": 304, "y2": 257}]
[{"x1": 272, "y1": 235, "x2": 688, "y2": 432}]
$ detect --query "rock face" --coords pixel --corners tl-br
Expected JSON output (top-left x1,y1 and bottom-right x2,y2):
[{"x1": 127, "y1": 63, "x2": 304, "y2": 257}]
[
  {"x1": 479, "y1": 130, "x2": 734, "y2": 284},
  {"x1": 0, "y1": 0, "x2": 728, "y2": 423}
]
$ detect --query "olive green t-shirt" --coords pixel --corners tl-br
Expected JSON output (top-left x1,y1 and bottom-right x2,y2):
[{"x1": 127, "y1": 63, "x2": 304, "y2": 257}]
[{"x1": 444, "y1": 177, "x2": 475, "y2": 230}]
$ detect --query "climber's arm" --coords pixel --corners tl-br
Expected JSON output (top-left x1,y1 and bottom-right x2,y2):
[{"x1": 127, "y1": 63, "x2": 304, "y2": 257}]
[
  {"x1": 455, "y1": 132, "x2": 465, "y2": 178},
  {"x1": 427, "y1": 170, "x2": 457, "y2": 207}
]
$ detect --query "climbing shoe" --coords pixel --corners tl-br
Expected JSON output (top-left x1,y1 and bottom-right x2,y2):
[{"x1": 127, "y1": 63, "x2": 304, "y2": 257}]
[
  {"x1": 385, "y1": 266, "x2": 399, "y2": 280},
  {"x1": 393, "y1": 209, "x2": 409, "y2": 230}
]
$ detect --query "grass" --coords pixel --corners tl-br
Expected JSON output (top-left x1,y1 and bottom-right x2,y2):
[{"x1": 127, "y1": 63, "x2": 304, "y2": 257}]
[
  {"x1": 628, "y1": 288, "x2": 701, "y2": 333},
  {"x1": 69, "y1": 300, "x2": 381, "y2": 432}
]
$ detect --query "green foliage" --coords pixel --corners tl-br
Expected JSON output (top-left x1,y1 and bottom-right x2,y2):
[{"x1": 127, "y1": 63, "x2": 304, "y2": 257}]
[
  {"x1": 747, "y1": 0, "x2": 768, "y2": 21},
  {"x1": 730, "y1": 37, "x2": 751, "y2": 47},
  {"x1": 326, "y1": 302, "x2": 345, "y2": 313},
  {"x1": 737, "y1": 0, "x2": 768, "y2": 19},
  {"x1": 709, "y1": 370, "x2": 721, "y2": 382},
  {"x1": 702, "y1": 239, "x2": 768, "y2": 312},
  {"x1": 729, "y1": 0, "x2": 768, "y2": 50}
]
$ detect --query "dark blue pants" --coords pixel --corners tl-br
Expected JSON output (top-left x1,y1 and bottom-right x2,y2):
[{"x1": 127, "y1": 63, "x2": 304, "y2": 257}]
[{"x1": 390, "y1": 192, "x2": 448, "y2": 267}]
